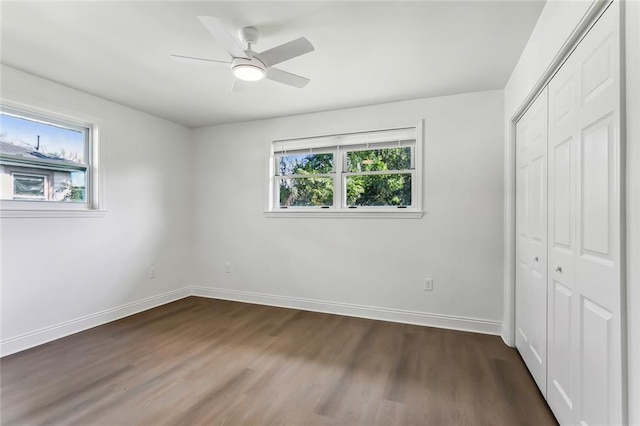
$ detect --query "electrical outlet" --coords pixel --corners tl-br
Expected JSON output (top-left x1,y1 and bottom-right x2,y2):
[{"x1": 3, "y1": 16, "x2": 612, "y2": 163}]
[
  {"x1": 150, "y1": 268, "x2": 156, "y2": 279},
  {"x1": 225, "y1": 262, "x2": 231, "y2": 273},
  {"x1": 424, "y1": 278, "x2": 434, "y2": 291}
]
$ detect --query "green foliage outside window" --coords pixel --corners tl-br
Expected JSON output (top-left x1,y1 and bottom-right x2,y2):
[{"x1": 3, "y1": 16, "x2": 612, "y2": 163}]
[
  {"x1": 279, "y1": 153, "x2": 333, "y2": 207},
  {"x1": 345, "y1": 147, "x2": 411, "y2": 172},
  {"x1": 277, "y1": 147, "x2": 412, "y2": 208},
  {"x1": 345, "y1": 147, "x2": 412, "y2": 206},
  {"x1": 279, "y1": 153, "x2": 333, "y2": 175}
]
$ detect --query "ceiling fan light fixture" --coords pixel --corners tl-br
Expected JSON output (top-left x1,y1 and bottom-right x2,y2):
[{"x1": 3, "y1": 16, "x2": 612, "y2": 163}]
[
  {"x1": 233, "y1": 64, "x2": 265, "y2": 81},
  {"x1": 174, "y1": 18, "x2": 314, "y2": 89}
]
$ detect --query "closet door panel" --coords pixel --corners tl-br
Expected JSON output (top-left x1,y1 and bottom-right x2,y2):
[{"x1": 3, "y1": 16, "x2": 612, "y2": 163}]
[
  {"x1": 548, "y1": 3, "x2": 622, "y2": 425},
  {"x1": 515, "y1": 88, "x2": 548, "y2": 395},
  {"x1": 574, "y1": 5, "x2": 622, "y2": 425},
  {"x1": 552, "y1": 139, "x2": 572, "y2": 247},
  {"x1": 550, "y1": 281, "x2": 573, "y2": 404},
  {"x1": 580, "y1": 116, "x2": 615, "y2": 266},
  {"x1": 516, "y1": 122, "x2": 529, "y2": 349},
  {"x1": 548, "y1": 59, "x2": 578, "y2": 426},
  {"x1": 580, "y1": 298, "x2": 614, "y2": 426}
]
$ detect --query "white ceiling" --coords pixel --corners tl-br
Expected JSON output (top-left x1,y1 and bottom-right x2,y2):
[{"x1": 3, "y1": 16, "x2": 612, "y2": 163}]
[{"x1": 1, "y1": 1, "x2": 545, "y2": 128}]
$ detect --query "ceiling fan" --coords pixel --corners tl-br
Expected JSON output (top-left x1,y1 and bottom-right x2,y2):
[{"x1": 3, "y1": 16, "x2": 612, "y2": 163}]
[{"x1": 171, "y1": 16, "x2": 314, "y2": 90}]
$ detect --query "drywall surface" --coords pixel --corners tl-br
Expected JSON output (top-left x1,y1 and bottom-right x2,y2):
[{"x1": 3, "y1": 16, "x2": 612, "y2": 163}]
[
  {"x1": 192, "y1": 90, "x2": 505, "y2": 329},
  {"x1": 0, "y1": 65, "x2": 193, "y2": 355},
  {"x1": 502, "y1": 0, "x2": 594, "y2": 345},
  {"x1": 504, "y1": 0, "x2": 594, "y2": 119}
]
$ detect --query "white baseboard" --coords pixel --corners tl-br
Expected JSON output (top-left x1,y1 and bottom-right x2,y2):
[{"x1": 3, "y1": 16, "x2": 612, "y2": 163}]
[
  {"x1": 1, "y1": 285, "x2": 505, "y2": 358},
  {"x1": 0, "y1": 287, "x2": 191, "y2": 357},
  {"x1": 191, "y1": 286, "x2": 502, "y2": 336},
  {"x1": 501, "y1": 325, "x2": 515, "y2": 347}
]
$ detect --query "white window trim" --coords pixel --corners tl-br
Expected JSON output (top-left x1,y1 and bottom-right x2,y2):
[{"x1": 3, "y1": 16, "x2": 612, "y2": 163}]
[
  {"x1": 0, "y1": 100, "x2": 106, "y2": 219},
  {"x1": 265, "y1": 121, "x2": 424, "y2": 218}
]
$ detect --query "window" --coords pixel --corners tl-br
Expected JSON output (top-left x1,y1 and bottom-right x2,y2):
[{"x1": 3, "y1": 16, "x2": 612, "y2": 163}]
[
  {"x1": 277, "y1": 152, "x2": 334, "y2": 208},
  {"x1": 0, "y1": 104, "x2": 101, "y2": 216},
  {"x1": 267, "y1": 125, "x2": 423, "y2": 217},
  {"x1": 13, "y1": 173, "x2": 47, "y2": 200},
  {"x1": 345, "y1": 147, "x2": 413, "y2": 207}
]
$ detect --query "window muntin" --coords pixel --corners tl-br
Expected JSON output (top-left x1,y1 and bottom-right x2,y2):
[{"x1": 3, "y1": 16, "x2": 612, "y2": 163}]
[
  {"x1": 270, "y1": 127, "x2": 420, "y2": 213},
  {"x1": 0, "y1": 107, "x2": 91, "y2": 205}
]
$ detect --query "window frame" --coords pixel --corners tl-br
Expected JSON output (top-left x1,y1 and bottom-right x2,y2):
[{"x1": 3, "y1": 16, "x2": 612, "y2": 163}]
[
  {"x1": 266, "y1": 122, "x2": 423, "y2": 218},
  {"x1": 0, "y1": 101, "x2": 104, "y2": 218}
]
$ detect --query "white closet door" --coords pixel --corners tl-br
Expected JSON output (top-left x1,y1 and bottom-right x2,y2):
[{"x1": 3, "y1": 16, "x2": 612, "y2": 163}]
[
  {"x1": 547, "y1": 2, "x2": 623, "y2": 425},
  {"x1": 547, "y1": 40, "x2": 578, "y2": 425},
  {"x1": 515, "y1": 88, "x2": 548, "y2": 396}
]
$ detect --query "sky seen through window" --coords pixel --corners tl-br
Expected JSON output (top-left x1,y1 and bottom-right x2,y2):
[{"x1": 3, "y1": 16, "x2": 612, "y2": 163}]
[{"x1": 0, "y1": 113, "x2": 85, "y2": 163}]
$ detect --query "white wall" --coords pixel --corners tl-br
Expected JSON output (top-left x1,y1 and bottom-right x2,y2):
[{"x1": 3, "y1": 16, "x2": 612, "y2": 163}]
[
  {"x1": 191, "y1": 90, "x2": 505, "y2": 333},
  {"x1": 504, "y1": 0, "x2": 595, "y2": 120},
  {"x1": 0, "y1": 65, "x2": 193, "y2": 356}
]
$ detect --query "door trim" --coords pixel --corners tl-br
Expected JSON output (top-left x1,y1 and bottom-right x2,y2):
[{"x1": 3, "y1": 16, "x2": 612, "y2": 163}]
[{"x1": 624, "y1": 1, "x2": 640, "y2": 424}]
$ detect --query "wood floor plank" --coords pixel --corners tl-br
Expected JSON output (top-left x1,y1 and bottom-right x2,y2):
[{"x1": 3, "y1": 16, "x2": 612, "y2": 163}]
[{"x1": 0, "y1": 297, "x2": 557, "y2": 425}]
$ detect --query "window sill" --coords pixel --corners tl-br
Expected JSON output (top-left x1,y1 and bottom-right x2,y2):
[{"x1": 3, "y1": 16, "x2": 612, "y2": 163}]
[
  {"x1": 264, "y1": 210, "x2": 424, "y2": 219},
  {"x1": 0, "y1": 209, "x2": 107, "y2": 219}
]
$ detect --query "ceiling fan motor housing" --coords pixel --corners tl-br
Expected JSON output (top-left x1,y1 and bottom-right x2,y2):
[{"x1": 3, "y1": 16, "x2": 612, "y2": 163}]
[
  {"x1": 239, "y1": 27, "x2": 259, "y2": 45},
  {"x1": 232, "y1": 57, "x2": 266, "y2": 81}
]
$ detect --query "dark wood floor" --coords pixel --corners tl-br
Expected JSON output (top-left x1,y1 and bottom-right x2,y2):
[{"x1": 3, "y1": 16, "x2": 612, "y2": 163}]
[{"x1": 1, "y1": 297, "x2": 557, "y2": 425}]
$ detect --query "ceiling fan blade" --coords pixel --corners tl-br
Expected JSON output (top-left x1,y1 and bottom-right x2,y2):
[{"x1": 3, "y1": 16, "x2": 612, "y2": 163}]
[
  {"x1": 197, "y1": 16, "x2": 247, "y2": 59},
  {"x1": 266, "y1": 67, "x2": 310, "y2": 88},
  {"x1": 257, "y1": 37, "x2": 314, "y2": 67},
  {"x1": 231, "y1": 79, "x2": 247, "y2": 92},
  {"x1": 170, "y1": 54, "x2": 230, "y2": 66}
]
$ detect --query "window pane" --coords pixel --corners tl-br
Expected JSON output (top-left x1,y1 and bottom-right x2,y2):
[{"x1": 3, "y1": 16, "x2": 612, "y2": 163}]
[
  {"x1": 52, "y1": 171, "x2": 86, "y2": 202},
  {"x1": 346, "y1": 147, "x2": 411, "y2": 173},
  {"x1": 14, "y1": 175, "x2": 45, "y2": 197},
  {"x1": 278, "y1": 153, "x2": 333, "y2": 175},
  {"x1": 1, "y1": 111, "x2": 89, "y2": 203},
  {"x1": 0, "y1": 113, "x2": 86, "y2": 164},
  {"x1": 346, "y1": 173, "x2": 412, "y2": 207},
  {"x1": 279, "y1": 177, "x2": 333, "y2": 207}
]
